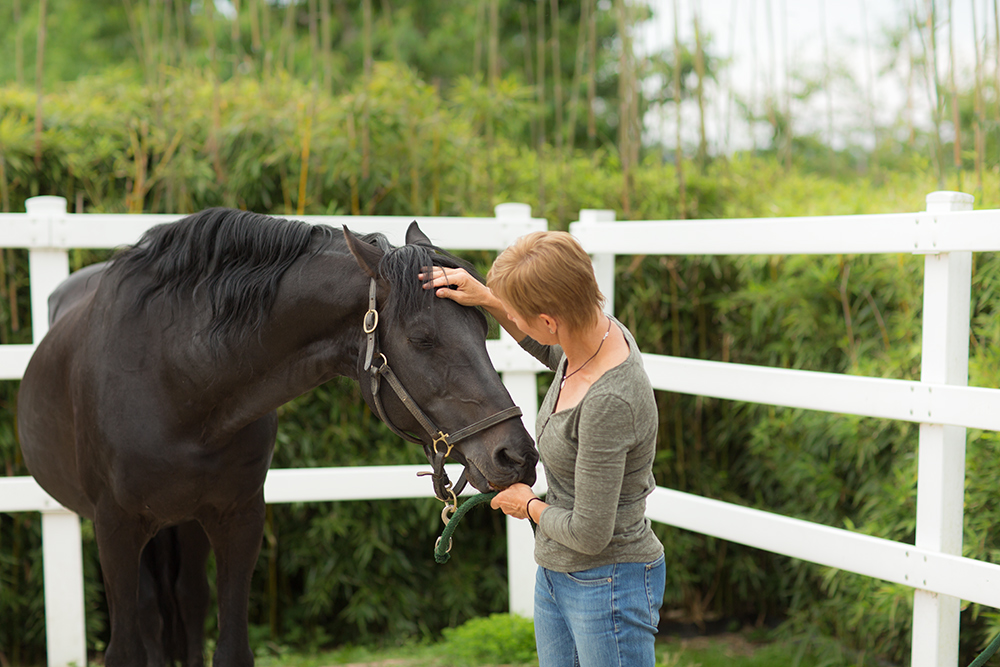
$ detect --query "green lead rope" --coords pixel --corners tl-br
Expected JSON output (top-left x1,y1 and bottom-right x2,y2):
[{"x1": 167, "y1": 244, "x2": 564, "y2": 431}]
[
  {"x1": 434, "y1": 492, "x2": 498, "y2": 564},
  {"x1": 970, "y1": 631, "x2": 1000, "y2": 667}
]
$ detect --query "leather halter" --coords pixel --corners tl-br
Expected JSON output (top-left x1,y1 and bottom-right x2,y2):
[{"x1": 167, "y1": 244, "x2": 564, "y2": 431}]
[{"x1": 361, "y1": 277, "x2": 522, "y2": 503}]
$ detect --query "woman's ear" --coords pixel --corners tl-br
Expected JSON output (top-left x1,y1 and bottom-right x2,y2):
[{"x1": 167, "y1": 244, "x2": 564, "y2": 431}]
[{"x1": 539, "y1": 313, "x2": 558, "y2": 334}]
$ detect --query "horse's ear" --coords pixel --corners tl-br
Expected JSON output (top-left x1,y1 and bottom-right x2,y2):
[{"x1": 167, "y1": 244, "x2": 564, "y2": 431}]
[
  {"x1": 343, "y1": 226, "x2": 383, "y2": 278},
  {"x1": 405, "y1": 221, "x2": 433, "y2": 246}
]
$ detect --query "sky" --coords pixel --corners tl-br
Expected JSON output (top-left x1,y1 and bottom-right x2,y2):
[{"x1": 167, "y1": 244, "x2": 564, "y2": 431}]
[{"x1": 636, "y1": 0, "x2": 989, "y2": 153}]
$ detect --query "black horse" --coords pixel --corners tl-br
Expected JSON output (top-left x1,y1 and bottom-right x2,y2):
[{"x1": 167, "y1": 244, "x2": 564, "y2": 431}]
[{"x1": 17, "y1": 208, "x2": 538, "y2": 667}]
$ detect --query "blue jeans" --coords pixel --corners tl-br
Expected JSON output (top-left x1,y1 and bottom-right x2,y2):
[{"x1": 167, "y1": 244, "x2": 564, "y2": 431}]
[{"x1": 534, "y1": 554, "x2": 666, "y2": 667}]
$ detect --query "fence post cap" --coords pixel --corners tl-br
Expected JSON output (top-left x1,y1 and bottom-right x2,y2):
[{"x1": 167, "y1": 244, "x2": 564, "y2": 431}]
[
  {"x1": 578, "y1": 209, "x2": 616, "y2": 224},
  {"x1": 494, "y1": 203, "x2": 532, "y2": 219},
  {"x1": 25, "y1": 196, "x2": 68, "y2": 215},
  {"x1": 925, "y1": 191, "x2": 974, "y2": 212}
]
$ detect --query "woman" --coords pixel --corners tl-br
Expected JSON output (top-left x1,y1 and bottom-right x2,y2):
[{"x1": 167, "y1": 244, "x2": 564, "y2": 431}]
[{"x1": 420, "y1": 230, "x2": 664, "y2": 667}]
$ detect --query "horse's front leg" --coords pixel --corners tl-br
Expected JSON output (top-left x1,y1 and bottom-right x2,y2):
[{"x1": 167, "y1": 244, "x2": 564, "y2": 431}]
[
  {"x1": 94, "y1": 499, "x2": 158, "y2": 667},
  {"x1": 200, "y1": 492, "x2": 266, "y2": 667},
  {"x1": 175, "y1": 520, "x2": 212, "y2": 667}
]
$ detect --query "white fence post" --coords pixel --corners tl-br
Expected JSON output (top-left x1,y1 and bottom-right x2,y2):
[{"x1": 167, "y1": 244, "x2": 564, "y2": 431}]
[
  {"x1": 25, "y1": 196, "x2": 70, "y2": 342},
  {"x1": 493, "y1": 202, "x2": 543, "y2": 617},
  {"x1": 41, "y1": 510, "x2": 88, "y2": 667},
  {"x1": 577, "y1": 210, "x2": 617, "y2": 314},
  {"x1": 910, "y1": 191, "x2": 974, "y2": 667},
  {"x1": 23, "y1": 196, "x2": 87, "y2": 667}
]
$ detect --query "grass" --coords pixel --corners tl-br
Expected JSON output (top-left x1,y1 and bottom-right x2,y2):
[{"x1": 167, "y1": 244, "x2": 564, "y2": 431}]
[{"x1": 244, "y1": 627, "x2": 852, "y2": 667}]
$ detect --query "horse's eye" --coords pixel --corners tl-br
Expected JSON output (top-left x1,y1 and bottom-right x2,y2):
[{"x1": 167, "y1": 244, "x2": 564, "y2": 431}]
[{"x1": 408, "y1": 336, "x2": 436, "y2": 350}]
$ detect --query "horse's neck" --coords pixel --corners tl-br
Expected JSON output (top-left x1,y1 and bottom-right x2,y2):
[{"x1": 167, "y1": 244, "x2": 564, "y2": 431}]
[{"x1": 197, "y1": 256, "x2": 371, "y2": 441}]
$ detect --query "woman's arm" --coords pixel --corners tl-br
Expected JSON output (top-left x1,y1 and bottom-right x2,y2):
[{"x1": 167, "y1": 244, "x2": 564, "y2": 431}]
[{"x1": 537, "y1": 394, "x2": 634, "y2": 555}]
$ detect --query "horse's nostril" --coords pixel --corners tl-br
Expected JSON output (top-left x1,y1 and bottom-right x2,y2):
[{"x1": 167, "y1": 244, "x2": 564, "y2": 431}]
[{"x1": 494, "y1": 445, "x2": 525, "y2": 468}]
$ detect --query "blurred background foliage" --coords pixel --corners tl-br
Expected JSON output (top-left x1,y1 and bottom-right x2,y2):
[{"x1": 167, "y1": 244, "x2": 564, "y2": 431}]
[{"x1": 3, "y1": 1, "x2": 1000, "y2": 665}]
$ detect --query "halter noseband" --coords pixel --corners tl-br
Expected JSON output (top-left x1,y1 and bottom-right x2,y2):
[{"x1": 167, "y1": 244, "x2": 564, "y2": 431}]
[{"x1": 361, "y1": 277, "x2": 522, "y2": 504}]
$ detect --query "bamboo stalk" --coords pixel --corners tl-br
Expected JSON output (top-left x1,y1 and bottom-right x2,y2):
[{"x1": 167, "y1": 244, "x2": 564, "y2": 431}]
[
  {"x1": 928, "y1": 0, "x2": 945, "y2": 187},
  {"x1": 321, "y1": 0, "x2": 332, "y2": 91},
  {"x1": 33, "y1": 0, "x2": 47, "y2": 173},
  {"x1": 233, "y1": 0, "x2": 243, "y2": 52},
  {"x1": 749, "y1": 0, "x2": 758, "y2": 152},
  {"x1": 308, "y1": 0, "x2": 319, "y2": 79},
  {"x1": 537, "y1": 0, "x2": 547, "y2": 212},
  {"x1": 549, "y1": 0, "x2": 564, "y2": 221},
  {"x1": 487, "y1": 0, "x2": 499, "y2": 206},
  {"x1": 566, "y1": 0, "x2": 591, "y2": 152},
  {"x1": 994, "y1": 0, "x2": 999, "y2": 136},
  {"x1": 617, "y1": 0, "x2": 632, "y2": 216},
  {"x1": 162, "y1": 0, "x2": 173, "y2": 69},
  {"x1": 362, "y1": 0, "x2": 372, "y2": 180},
  {"x1": 820, "y1": 0, "x2": 833, "y2": 147},
  {"x1": 175, "y1": 0, "x2": 187, "y2": 66},
  {"x1": 948, "y1": 0, "x2": 962, "y2": 188},
  {"x1": 280, "y1": 0, "x2": 296, "y2": 75},
  {"x1": 296, "y1": 99, "x2": 313, "y2": 216},
  {"x1": 782, "y1": 0, "x2": 792, "y2": 170},
  {"x1": 249, "y1": 0, "x2": 262, "y2": 54},
  {"x1": 723, "y1": 0, "x2": 737, "y2": 154},
  {"x1": 550, "y1": 0, "x2": 563, "y2": 155},
  {"x1": 207, "y1": 0, "x2": 225, "y2": 186},
  {"x1": 0, "y1": 247, "x2": 8, "y2": 344},
  {"x1": 347, "y1": 112, "x2": 360, "y2": 215},
  {"x1": 7, "y1": 248, "x2": 19, "y2": 333},
  {"x1": 972, "y1": 0, "x2": 985, "y2": 193},
  {"x1": 0, "y1": 154, "x2": 9, "y2": 212},
  {"x1": 520, "y1": 3, "x2": 536, "y2": 148},
  {"x1": 587, "y1": 0, "x2": 597, "y2": 148},
  {"x1": 14, "y1": 0, "x2": 24, "y2": 86},
  {"x1": 694, "y1": 5, "x2": 707, "y2": 168},
  {"x1": 474, "y1": 0, "x2": 486, "y2": 79},
  {"x1": 906, "y1": 6, "x2": 917, "y2": 147},
  {"x1": 673, "y1": 0, "x2": 686, "y2": 219}
]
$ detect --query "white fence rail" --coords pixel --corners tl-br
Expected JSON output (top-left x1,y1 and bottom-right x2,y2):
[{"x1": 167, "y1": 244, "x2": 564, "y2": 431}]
[
  {"x1": 573, "y1": 191, "x2": 999, "y2": 667},
  {"x1": 3, "y1": 192, "x2": 1000, "y2": 667}
]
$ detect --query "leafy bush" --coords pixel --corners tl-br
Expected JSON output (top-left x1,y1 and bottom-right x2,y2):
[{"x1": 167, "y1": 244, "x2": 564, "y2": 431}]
[{"x1": 439, "y1": 613, "x2": 537, "y2": 666}]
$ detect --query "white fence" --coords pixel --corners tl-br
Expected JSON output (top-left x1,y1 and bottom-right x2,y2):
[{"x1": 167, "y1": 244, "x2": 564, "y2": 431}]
[
  {"x1": 2, "y1": 192, "x2": 1000, "y2": 667},
  {"x1": 573, "y1": 191, "x2": 1000, "y2": 667}
]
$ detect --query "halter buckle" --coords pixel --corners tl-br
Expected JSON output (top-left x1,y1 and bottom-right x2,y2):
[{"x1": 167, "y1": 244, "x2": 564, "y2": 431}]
[
  {"x1": 432, "y1": 431, "x2": 453, "y2": 458},
  {"x1": 363, "y1": 308, "x2": 379, "y2": 333}
]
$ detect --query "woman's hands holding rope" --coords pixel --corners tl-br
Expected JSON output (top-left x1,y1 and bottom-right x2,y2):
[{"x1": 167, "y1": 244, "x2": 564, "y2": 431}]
[{"x1": 491, "y1": 482, "x2": 546, "y2": 523}]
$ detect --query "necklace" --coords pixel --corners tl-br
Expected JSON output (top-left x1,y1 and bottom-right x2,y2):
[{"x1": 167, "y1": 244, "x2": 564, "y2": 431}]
[{"x1": 561, "y1": 316, "x2": 612, "y2": 388}]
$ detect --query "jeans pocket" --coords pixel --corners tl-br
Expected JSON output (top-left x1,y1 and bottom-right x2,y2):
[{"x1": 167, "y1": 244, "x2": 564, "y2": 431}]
[
  {"x1": 644, "y1": 554, "x2": 666, "y2": 626},
  {"x1": 565, "y1": 564, "x2": 615, "y2": 586}
]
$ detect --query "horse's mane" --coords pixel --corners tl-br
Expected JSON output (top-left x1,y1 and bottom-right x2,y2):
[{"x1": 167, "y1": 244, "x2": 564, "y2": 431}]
[
  {"x1": 110, "y1": 208, "x2": 335, "y2": 344},
  {"x1": 109, "y1": 208, "x2": 485, "y2": 345}
]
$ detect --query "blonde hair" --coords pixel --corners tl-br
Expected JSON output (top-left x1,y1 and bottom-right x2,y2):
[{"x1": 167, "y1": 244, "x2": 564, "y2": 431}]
[{"x1": 488, "y1": 231, "x2": 605, "y2": 332}]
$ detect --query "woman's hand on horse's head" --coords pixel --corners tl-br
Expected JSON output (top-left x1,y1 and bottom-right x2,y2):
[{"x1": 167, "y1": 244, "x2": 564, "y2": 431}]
[{"x1": 419, "y1": 267, "x2": 489, "y2": 307}]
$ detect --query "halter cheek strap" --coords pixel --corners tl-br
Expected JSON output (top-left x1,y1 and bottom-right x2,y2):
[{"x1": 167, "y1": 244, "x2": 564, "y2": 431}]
[{"x1": 361, "y1": 277, "x2": 522, "y2": 503}]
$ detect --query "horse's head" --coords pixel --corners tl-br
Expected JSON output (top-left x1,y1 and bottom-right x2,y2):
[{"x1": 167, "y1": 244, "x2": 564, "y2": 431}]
[{"x1": 344, "y1": 223, "x2": 538, "y2": 496}]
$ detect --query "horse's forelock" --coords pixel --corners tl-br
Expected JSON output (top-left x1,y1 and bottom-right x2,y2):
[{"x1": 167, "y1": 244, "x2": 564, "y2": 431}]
[{"x1": 378, "y1": 243, "x2": 487, "y2": 332}]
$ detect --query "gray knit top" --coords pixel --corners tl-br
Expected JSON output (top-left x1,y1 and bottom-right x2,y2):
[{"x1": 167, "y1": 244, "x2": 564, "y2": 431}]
[{"x1": 519, "y1": 316, "x2": 663, "y2": 573}]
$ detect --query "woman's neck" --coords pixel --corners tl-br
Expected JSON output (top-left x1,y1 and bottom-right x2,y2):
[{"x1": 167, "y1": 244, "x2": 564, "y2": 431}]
[{"x1": 560, "y1": 313, "x2": 612, "y2": 379}]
